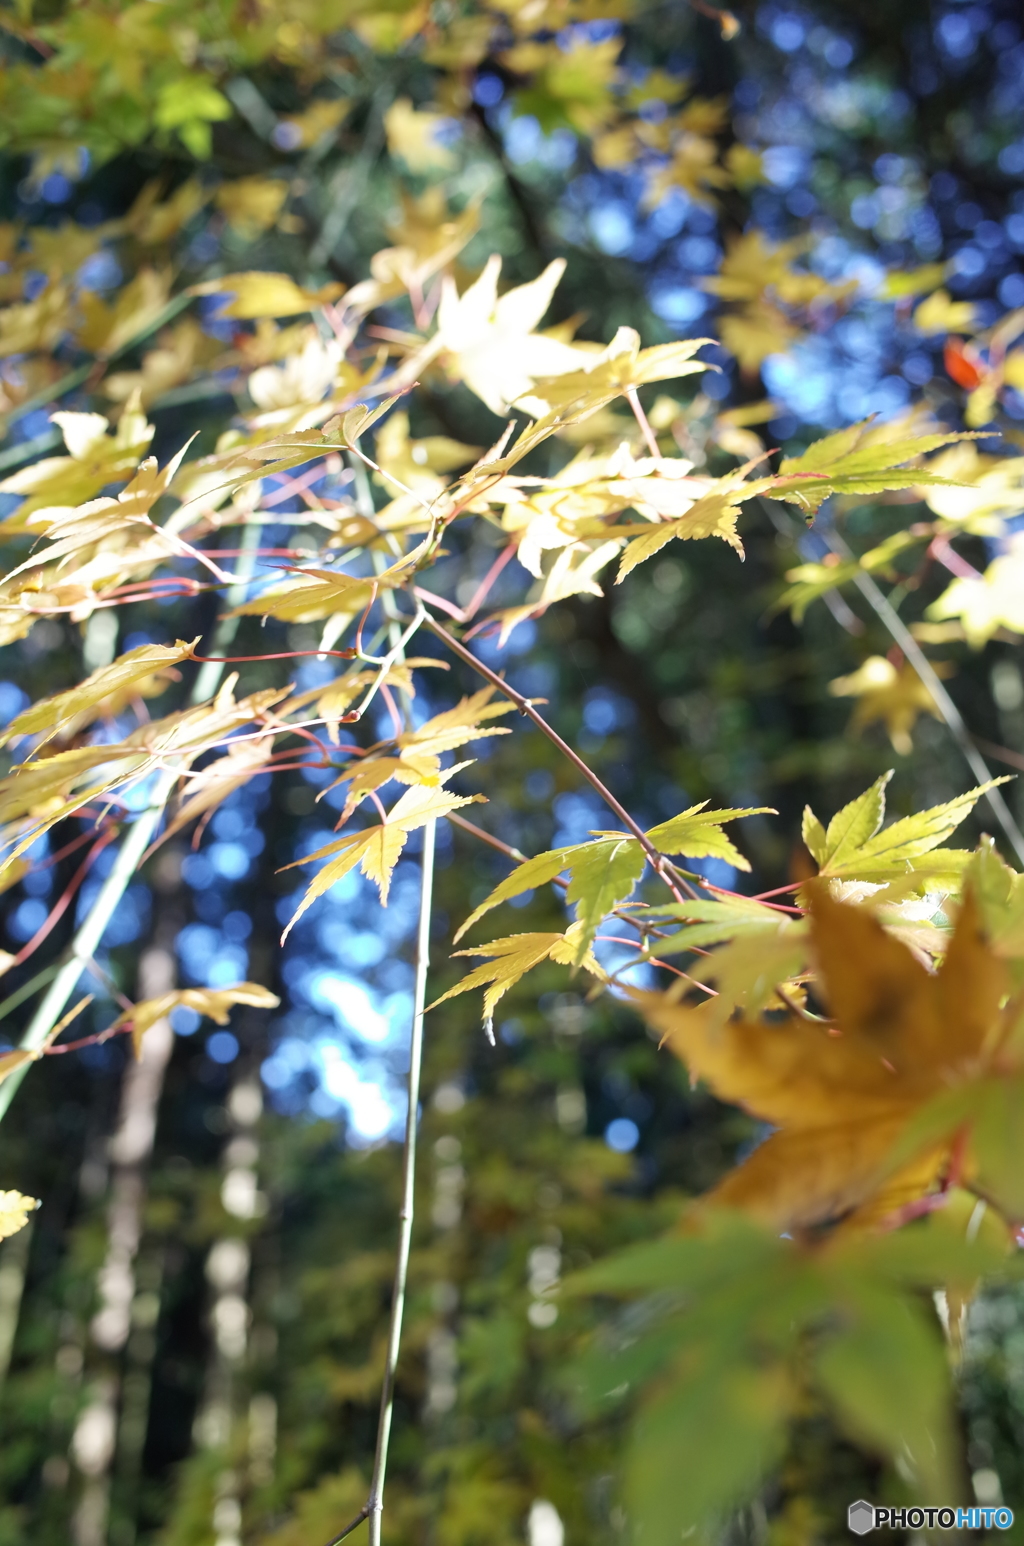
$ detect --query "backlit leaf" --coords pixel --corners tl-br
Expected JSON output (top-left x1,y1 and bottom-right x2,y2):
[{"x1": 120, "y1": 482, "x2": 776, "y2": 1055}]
[
  {"x1": 0, "y1": 1189, "x2": 38, "y2": 1239},
  {"x1": 635, "y1": 887, "x2": 1002, "y2": 1229},
  {"x1": 431, "y1": 923, "x2": 605, "y2": 1023},
  {"x1": 107, "y1": 983, "x2": 280, "y2": 1057},
  {"x1": 191, "y1": 272, "x2": 345, "y2": 320},
  {"x1": 455, "y1": 803, "x2": 767, "y2": 958},
  {"x1": 0, "y1": 638, "x2": 196, "y2": 749},
  {"x1": 281, "y1": 778, "x2": 484, "y2": 937}
]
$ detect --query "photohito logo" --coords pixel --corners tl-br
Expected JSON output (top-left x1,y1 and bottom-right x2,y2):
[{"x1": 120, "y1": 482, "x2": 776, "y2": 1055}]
[{"x1": 848, "y1": 1502, "x2": 1014, "y2": 1533}]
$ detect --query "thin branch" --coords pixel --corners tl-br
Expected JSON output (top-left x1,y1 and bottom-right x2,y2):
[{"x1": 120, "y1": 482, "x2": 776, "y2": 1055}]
[
  {"x1": 6, "y1": 827, "x2": 117, "y2": 971},
  {"x1": 626, "y1": 386, "x2": 661, "y2": 459},
  {"x1": 831, "y1": 528, "x2": 1024, "y2": 867},
  {"x1": 447, "y1": 811, "x2": 529, "y2": 865},
  {"x1": 973, "y1": 737, "x2": 1024, "y2": 775},
  {"x1": 762, "y1": 498, "x2": 1024, "y2": 868},
  {"x1": 321, "y1": 514, "x2": 431, "y2": 1546},
  {"x1": 261, "y1": 458, "x2": 342, "y2": 509},
  {"x1": 191, "y1": 649, "x2": 356, "y2": 664},
  {"x1": 0, "y1": 964, "x2": 60, "y2": 1027},
  {"x1": 319, "y1": 1505, "x2": 369, "y2": 1546},
  {"x1": 346, "y1": 606, "x2": 427, "y2": 723},
  {"x1": 461, "y1": 540, "x2": 520, "y2": 622},
  {"x1": 422, "y1": 614, "x2": 690, "y2": 903}
]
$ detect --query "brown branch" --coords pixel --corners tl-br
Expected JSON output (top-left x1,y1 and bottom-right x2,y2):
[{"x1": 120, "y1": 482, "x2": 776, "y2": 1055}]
[
  {"x1": 424, "y1": 616, "x2": 689, "y2": 903},
  {"x1": 319, "y1": 1504, "x2": 369, "y2": 1546}
]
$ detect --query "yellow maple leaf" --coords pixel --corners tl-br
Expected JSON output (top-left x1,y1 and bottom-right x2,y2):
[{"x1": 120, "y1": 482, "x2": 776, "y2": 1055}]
[
  {"x1": 724, "y1": 142, "x2": 764, "y2": 190},
  {"x1": 0, "y1": 281, "x2": 73, "y2": 358},
  {"x1": 624, "y1": 68, "x2": 690, "y2": 108},
  {"x1": 214, "y1": 176, "x2": 289, "y2": 240},
  {"x1": 384, "y1": 98, "x2": 457, "y2": 173},
  {"x1": 829, "y1": 655, "x2": 946, "y2": 756},
  {"x1": 106, "y1": 983, "x2": 280, "y2": 1057},
  {"x1": 801, "y1": 772, "x2": 1002, "y2": 890},
  {"x1": 343, "y1": 196, "x2": 480, "y2": 318},
  {"x1": 0, "y1": 1189, "x2": 39, "y2": 1241},
  {"x1": 914, "y1": 442, "x2": 1024, "y2": 527},
  {"x1": 592, "y1": 124, "x2": 639, "y2": 169},
  {"x1": 614, "y1": 490, "x2": 746, "y2": 578},
  {"x1": 124, "y1": 178, "x2": 207, "y2": 246},
  {"x1": 435, "y1": 255, "x2": 588, "y2": 415},
  {"x1": 0, "y1": 743, "x2": 148, "y2": 830},
  {"x1": 229, "y1": 566, "x2": 376, "y2": 627},
  {"x1": 275, "y1": 98, "x2": 351, "y2": 150},
  {"x1": 430, "y1": 922, "x2": 605, "y2": 1024},
  {"x1": 327, "y1": 687, "x2": 515, "y2": 814},
  {"x1": 521, "y1": 36, "x2": 621, "y2": 135},
  {"x1": 0, "y1": 401, "x2": 154, "y2": 528},
  {"x1": 104, "y1": 317, "x2": 221, "y2": 407},
  {"x1": 0, "y1": 638, "x2": 196, "y2": 750},
  {"x1": 718, "y1": 300, "x2": 800, "y2": 371},
  {"x1": 912, "y1": 289, "x2": 977, "y2": 335},
  {"x1": 879, "y1": 262, "x2": 948, "y2": 300},
  {"x1": 0, "y1": 675, "x2": 289, "y2": 878},
  {"x1": 703, "y1": 232, "x2": 805, "y2": 304},
  {"x1": 352, "y1": 3, "x2": 428, "y2": 54},
  {"x1": 705, "y1": 233, "x2": 856, "y2": 370},
  {"x1": 927, "y1": 539, "x2": 1024, "y2": 646},
  {"x1": 646, "y1": 132, "x2": 732, "y2": 208},
  {"x1": 373, "y1": 410, "x2": 478, "y2": 496},
  {"x1": 26, "y1": 220, "x2": 115, "y2": 277},
  {"x1": 520, "y1": 326, "x2": 710, "y2": 419},
  {"x1": 0, "y1": 438, "x2": 195, "y2": 606},
  {"x1": 76, "y1": 266, "x2": 172, "y2": 357},
  {"x1": 190, "y1": 272, "x2": 344, "y2": 320},
  {"x1": 280, "y1": 777, "x2": 485, "y2": 937},
  {"x1": 246, "y1": 335, "x2": 342, "y2": 417}
]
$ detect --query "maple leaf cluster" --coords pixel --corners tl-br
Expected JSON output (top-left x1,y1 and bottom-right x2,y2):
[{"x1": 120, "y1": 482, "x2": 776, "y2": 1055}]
[{"x1": 0, "y1": 4, "x2": 1023, "y2": 1537}]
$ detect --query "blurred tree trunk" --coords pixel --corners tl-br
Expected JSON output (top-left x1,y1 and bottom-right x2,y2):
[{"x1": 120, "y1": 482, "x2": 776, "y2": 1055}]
[{"x1": 70, "y1": 946, "x2": 176, "y2": 1546}]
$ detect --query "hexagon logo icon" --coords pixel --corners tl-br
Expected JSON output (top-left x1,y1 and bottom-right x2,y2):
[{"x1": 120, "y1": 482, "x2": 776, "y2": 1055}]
[{"x1": 848, "y1": 1501, "x2": 875, "y2": 1536}]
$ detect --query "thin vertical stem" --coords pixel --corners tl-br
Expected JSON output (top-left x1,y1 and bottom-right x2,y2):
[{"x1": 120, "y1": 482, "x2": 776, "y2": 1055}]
[
  {"x1": 367, "y1": 816, "x2": 436, "y2": 1546},
  {"x1": 0, "y1": 523, "x2": 263, "y2": 1126},
  {"x1": 824, "y1": 526, "x2": 1024, "y2": 867},
  {"x1": 309, "y1": 86, "x2": 392, "y2": 269},
  {"x1": 320, "y1": 465, "x2": 432, "y2": 1546},
  {"x1": 626, "y1": 386, "x2": 660, "y2": 459},
  {"x1": 761, "y1": 494, "x2": 1024, "y2": 863}
]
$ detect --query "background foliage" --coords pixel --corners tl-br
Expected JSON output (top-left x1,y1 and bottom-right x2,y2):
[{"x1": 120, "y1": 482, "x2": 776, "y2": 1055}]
[{"x1": 1, "y1": 0, "x2": 1024, "y2": 1544}]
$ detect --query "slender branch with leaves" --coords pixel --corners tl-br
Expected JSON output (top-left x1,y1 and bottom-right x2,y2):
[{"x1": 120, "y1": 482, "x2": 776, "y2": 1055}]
[{"x1": 2, "y1": 0, "x2": 1024, "y2": 1538}]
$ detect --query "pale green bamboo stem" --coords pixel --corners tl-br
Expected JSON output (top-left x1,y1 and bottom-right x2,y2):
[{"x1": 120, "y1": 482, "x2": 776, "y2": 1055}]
[{"x1": 367, "y1": 816, "x2": 435, "y2": 1546}]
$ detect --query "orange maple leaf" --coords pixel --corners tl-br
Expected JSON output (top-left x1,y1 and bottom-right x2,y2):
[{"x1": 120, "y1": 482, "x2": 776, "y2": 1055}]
[{"x1": 635, "y1": 885, "x2": 1005, "y2": 1232}]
